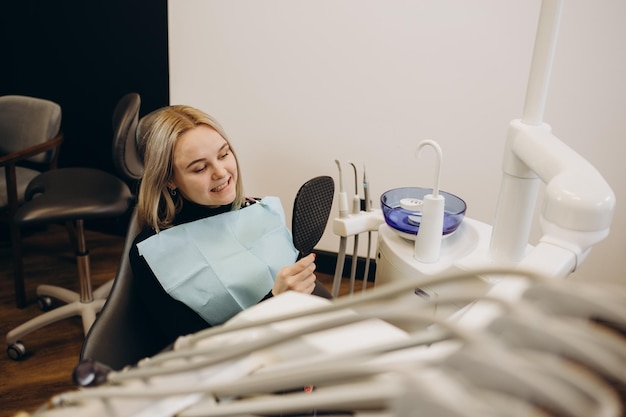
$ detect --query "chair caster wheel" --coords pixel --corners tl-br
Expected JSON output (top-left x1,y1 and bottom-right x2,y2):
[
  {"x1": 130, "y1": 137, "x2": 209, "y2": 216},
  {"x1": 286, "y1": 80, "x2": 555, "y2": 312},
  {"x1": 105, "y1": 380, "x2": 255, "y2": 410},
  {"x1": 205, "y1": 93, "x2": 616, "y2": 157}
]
[
  {"x1": 7, "y1": 341, "x2": 27, "y2": 361},
  {"x1": 37, "y1": 295, "x2": 53, "y2": 311}
]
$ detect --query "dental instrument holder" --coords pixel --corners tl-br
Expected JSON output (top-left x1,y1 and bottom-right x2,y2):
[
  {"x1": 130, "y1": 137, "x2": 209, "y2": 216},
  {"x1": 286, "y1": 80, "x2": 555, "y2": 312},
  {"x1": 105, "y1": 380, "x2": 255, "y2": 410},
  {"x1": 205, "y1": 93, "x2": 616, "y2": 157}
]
[
  {"x1": 331, "y1": 209, "x2": 385, "y2": 296},
  {"x1": 412, "y1": 140, "x2": 445, "y2": 263}
]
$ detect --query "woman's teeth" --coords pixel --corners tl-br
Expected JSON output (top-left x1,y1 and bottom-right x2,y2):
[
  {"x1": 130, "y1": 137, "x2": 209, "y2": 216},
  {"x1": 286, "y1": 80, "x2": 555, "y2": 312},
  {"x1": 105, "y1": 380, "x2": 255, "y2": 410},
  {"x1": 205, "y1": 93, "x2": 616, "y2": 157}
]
[{"x1": 212, "y1": 180, "x2": 229, "y2": 192}]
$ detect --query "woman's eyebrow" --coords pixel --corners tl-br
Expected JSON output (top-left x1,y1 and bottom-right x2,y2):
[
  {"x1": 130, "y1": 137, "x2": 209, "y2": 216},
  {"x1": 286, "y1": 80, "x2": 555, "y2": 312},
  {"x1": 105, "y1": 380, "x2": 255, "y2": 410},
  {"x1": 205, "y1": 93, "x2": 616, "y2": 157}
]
[
  {"x1": 184, "y1": 142, "x2": 230, "y2": 169},
  {"x1": 185, "y1": 158, "x2": 205, "y2": 169}
]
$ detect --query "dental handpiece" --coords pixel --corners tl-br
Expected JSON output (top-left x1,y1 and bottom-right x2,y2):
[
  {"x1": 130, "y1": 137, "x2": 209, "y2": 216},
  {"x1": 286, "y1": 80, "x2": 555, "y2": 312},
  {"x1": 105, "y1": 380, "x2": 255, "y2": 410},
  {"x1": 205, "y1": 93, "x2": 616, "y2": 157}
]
[
  {"x1": 349, "y1": 162, "x2": 361, "y2": 214},
  {"x1": 363, "y1": 165, "x2": 371, "y2": 212},
  {"x1": 335, "y1": 159, "x2": 349, "y2": 218}
]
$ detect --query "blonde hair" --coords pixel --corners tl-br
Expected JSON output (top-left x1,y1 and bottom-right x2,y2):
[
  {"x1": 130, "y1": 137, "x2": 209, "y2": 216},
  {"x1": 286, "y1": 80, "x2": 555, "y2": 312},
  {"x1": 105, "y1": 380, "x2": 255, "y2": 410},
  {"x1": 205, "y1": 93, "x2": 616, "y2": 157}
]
[{"x1": 136, "y1": 105, "x2": 245, "y2": 232}]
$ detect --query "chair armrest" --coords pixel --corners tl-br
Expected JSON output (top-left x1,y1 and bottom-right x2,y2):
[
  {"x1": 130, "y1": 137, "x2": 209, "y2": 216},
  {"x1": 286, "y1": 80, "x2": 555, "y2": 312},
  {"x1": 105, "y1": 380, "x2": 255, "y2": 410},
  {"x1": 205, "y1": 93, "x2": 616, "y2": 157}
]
[{"x1": 0, "y1": 133, "x2": 64, "y2": 167}]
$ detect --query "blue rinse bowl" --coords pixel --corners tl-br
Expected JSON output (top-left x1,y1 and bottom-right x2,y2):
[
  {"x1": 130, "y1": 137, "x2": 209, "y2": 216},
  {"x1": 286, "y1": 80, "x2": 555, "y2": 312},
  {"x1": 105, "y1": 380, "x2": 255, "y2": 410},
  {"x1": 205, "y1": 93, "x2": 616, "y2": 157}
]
[{"x1": 380, "y1": 187, "x2": 467, "y2": 239}]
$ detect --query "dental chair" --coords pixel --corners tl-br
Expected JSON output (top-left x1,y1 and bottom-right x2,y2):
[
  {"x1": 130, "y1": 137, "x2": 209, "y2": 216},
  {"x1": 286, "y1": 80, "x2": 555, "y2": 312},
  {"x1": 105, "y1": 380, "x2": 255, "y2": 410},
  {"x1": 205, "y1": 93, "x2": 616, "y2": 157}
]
[
  {"x1": 78, "y1": 188, "x2": 334, "y2": 374},
  {"x1": 77, "y1": 104, "x2": 334, "y2": 374},
  {"x1": 77, "y1": 206, "x2": 166, "y2": 374},
  {"x1": 5, "y1": 93, "x2": 141, "y2": 360}
]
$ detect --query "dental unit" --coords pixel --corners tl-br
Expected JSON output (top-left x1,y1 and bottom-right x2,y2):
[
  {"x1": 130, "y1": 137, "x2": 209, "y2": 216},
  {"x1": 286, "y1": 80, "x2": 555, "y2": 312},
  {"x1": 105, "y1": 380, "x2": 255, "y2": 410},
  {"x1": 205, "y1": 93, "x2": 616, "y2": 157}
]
[{"x1": 331, "y1": 0, "x2": 615, "y2": 320}]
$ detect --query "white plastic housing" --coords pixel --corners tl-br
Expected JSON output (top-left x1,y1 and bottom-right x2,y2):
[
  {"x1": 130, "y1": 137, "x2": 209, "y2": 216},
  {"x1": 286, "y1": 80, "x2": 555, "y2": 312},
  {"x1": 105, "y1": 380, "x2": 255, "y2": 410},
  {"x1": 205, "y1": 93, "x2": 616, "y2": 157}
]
[
  {"x1": 490, "y1": 119, "x2": 616, "y2": 267},
  {"x1": 413, "y1": 194, "x2": 445, "y2": 263}
]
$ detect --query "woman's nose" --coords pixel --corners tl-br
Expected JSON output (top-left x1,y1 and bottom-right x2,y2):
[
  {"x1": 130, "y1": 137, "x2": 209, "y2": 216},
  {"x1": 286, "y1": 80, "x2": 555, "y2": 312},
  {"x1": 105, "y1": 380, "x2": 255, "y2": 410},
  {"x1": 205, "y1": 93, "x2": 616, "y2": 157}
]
[{"x1": 211, "y1": 162, "x2": 228, "y2": 179}]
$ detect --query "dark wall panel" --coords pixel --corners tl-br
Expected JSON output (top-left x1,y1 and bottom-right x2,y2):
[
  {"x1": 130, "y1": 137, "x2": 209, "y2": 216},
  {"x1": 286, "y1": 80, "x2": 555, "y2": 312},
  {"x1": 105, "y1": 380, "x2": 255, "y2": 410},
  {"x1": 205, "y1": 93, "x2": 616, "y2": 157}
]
[{"x1": 1, "y1": 0, "x2": 169, "y2": 174}]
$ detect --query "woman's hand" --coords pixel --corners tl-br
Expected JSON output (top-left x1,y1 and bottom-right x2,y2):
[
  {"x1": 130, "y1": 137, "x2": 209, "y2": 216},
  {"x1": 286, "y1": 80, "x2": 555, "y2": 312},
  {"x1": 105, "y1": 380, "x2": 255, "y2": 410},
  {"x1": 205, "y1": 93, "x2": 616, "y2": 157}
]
[{"x1": 272, "y1": 253, "x2": 317, "y2": 295}]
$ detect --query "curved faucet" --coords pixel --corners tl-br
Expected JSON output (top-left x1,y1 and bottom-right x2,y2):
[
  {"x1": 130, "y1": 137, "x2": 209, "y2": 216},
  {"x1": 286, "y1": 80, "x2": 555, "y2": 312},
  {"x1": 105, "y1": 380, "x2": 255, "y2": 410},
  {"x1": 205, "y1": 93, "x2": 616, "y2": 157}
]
[
  {"x1": 416, "y1": 139, "x2": 443, "y2": 197},
  {"x1": 414, "y1": 139, "x2": 445, "y2": 263}
]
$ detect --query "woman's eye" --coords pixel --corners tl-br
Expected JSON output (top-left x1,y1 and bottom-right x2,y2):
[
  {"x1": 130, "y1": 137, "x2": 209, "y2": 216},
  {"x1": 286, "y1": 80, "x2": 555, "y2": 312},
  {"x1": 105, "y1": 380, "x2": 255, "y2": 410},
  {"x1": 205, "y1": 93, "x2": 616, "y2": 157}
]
[
  {"x1": 194, "y1": 164, "x2": 208, "y2": 173},
  {"x1": 219, "y1": 152, "x2": 230, "y2": 160}
]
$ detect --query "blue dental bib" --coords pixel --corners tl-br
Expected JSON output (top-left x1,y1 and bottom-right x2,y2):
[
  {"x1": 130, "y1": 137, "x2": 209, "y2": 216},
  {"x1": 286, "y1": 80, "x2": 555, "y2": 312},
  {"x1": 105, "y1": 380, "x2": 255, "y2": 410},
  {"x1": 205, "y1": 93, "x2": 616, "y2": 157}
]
[{"x1": 137, "y1": 196, "x2": 298, "y2": 325}]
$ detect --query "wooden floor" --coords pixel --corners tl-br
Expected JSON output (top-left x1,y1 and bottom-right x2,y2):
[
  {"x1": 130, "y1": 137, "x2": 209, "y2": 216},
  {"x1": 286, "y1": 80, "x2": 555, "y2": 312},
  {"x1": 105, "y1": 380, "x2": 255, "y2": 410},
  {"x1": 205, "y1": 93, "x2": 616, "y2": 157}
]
[{"x1": 0, "y1": 224, "x2": 370, "y2": 417}]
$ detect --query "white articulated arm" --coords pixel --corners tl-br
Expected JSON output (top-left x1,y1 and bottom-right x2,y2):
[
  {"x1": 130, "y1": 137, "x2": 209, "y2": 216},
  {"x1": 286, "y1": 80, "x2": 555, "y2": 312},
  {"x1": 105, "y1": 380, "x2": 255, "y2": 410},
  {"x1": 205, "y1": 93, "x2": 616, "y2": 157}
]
[
  {"x1": 490, "y1": 0, "x2": 615, "y2": 275},
  {"x1": 492, "y1": 119, "x2": 615, "y2": 274}
]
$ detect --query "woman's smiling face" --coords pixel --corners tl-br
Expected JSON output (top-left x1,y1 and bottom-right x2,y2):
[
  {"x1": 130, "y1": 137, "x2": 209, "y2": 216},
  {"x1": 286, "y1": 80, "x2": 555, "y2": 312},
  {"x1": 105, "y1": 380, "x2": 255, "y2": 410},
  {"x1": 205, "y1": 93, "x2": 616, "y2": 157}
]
[{"x1": 168, "y1": 124, "x2": 238, "y2": 207}]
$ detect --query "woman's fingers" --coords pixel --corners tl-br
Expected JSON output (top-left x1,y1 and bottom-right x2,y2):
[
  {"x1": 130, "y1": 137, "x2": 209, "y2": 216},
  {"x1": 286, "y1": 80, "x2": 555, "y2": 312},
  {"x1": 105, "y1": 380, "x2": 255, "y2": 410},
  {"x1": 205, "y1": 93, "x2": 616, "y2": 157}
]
[{"x1": 273, "y1": 253, "x2": 317, "y2": 295}]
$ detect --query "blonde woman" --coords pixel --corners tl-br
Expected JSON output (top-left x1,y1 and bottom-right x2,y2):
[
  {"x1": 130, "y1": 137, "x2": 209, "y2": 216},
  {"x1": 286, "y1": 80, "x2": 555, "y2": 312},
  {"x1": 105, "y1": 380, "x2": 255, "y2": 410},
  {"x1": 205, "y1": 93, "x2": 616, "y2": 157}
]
[{"x1": 130, "y1": 105, "x2": 330, "y2": 347}]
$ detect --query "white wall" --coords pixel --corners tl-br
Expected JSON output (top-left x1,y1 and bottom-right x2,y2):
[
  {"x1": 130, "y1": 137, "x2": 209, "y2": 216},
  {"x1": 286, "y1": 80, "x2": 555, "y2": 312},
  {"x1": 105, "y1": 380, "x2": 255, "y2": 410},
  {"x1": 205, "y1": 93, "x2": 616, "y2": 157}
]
[{"x1": 168, "y1": 0, "x2": 625, "y2": 285}]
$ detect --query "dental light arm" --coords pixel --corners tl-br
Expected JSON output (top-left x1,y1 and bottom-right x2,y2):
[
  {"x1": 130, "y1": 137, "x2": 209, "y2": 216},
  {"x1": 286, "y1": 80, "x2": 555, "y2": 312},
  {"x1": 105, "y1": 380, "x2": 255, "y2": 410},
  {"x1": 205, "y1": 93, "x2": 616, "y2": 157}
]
[
  {"x1": 489, "y1": 0, "x2": 615, "y2": 276},
  {"x1": 491, "y1": 120, "x2": 616, "y2": 271},
  {"x1": 466, "y1": 124, "x2": 616, "y2": 325}
]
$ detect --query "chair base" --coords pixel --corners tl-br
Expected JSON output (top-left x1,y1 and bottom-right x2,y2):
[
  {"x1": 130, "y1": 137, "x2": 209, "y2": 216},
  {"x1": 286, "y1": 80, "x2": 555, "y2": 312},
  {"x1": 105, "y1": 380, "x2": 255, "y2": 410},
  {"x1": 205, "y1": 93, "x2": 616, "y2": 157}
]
[{"x1": 6, "y1": 280, "x2": 113, "y2": 360}]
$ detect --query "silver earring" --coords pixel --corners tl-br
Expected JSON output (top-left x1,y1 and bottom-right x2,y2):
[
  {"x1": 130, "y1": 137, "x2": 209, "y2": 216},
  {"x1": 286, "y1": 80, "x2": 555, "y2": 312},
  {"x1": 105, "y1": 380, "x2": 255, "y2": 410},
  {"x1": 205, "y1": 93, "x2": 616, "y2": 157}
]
[{"x1": 169, "y1": 188, "x2": 177, "y2": 196}]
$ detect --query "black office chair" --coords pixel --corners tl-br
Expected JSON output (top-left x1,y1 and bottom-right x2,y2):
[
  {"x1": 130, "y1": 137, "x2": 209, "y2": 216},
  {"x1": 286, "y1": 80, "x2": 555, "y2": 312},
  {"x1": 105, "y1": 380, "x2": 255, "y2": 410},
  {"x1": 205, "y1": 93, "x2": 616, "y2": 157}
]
[
  {"x1": 5, "y1": 93, "x2": 141, "y2": 360},
  {"x1": 0, "y1": 95, "x2": 65, "y2": 308}
]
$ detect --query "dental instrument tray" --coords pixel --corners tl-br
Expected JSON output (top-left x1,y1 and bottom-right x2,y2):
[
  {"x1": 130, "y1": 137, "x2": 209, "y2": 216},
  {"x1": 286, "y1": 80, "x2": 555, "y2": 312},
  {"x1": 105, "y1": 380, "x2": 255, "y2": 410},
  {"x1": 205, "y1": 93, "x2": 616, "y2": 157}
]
[{"x1": 381, "y1": 187, "x2": 466, "y2": 240}]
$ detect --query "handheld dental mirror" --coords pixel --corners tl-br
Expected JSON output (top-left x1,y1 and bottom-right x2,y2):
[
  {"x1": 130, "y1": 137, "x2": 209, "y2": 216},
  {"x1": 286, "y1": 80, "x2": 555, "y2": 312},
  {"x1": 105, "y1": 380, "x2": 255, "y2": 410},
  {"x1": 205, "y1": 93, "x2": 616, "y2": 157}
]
[{"x1": 291, "y1": 176, "x2": 335, "y2": 260}]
